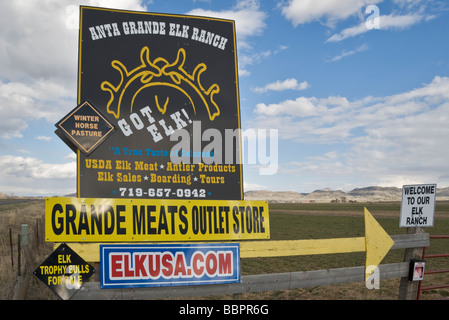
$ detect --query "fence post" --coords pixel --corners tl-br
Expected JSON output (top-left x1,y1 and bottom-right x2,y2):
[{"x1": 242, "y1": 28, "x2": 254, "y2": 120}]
[
  {"x1": 398, "y1": 227, "x2": 424, "y2": 300},
  {"x1": 17, "y1": 234, "x2": 21, "y2": 277},
  {"x1": 12, "y1": 224, "x2": 33, "y2": 300},
  {"x1": 21, "y1": 224, "x2": 29, "y2": 245},
  {"x1": 9, "y1": 228, "x2": 14, "y2": 267}
]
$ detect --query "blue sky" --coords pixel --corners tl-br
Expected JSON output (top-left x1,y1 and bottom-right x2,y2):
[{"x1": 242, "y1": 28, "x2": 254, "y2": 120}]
[{"x1": 1, "y1": 0, "x2": 449, "y2": 196}]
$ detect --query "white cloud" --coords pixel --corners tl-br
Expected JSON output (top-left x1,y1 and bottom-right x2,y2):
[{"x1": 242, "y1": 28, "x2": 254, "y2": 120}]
[
  {"x1": 326, "y1": 23, "x2": 367, "y2": 43},
  {"x1": 254, "y1": 95, "x2": 351, "y2": 121},
  {"x1": 188, "y1": 0, "x2": 267, "y2": 50},
  {"x1": 327, "y1": 13, "x2": 426, "y2": 42},
  {"x1": 281, "y1": 0, "x2": 381, "y2": 27},
  {"x1": 239, "y1": 50, "x2": 272, "y2": 67},
  {"x1": 253, "y1": 76, "x2": 449, "y2": 143},
  {"x1": 35, "y1": 136, "x2": 52, "y2": 141},
  {"x1": 64, "y1": 153, "x2": 77, "y2": 161},
  {"x1": 238, "y1": 49, "x2": 282, "y2": 77},
  {"x1": 0, "y1": 0, "x2": 147, "y2": 139},
  {"x1": 243, "y1": 181, "x2": 269, "y2": 191},
  {"x1": 252, "y1": 78, "x2": 310, "y2": 93},
  {"x1": 188, "y1": 0, "x2": 268, "y2": 77},
  {"x1": 255, "y1": 96, "x2": 320, "y2": 118},
  {"x1": 252, "y1": 76, "x2": 449, "y2": 188},
  {"x1": 0, "y1": 79, "x2": 74, "y2": 138},
  {"x1": 0, "y1": 155, "x2": 75, "y2": 180},
  {"x1": 0, "y1": 0, "x2": 145, "y2": 82},
  {"x1": 0, "y1": 0, "x2": 147, "y2": 195},
  {"x1": 0, "y1": 155, "x2": 76, "y2": 196},
  {"x1": 280, "y1": 0, "x2": 435, "y2": 43},
  {"x1": 326, "y1": 43, "x2": 368, "y2": 62}
]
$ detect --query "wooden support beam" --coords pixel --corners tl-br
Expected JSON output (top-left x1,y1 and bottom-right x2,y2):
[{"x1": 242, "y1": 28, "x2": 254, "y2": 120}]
[{"x1": 71, "y1": 262, "x2": 410, "y2": 300}]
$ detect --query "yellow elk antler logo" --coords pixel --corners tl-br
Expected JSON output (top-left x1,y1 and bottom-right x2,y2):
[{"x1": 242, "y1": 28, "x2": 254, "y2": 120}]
[{"x1": 101, "y1": 46, "x2": 221, "y2": 121}]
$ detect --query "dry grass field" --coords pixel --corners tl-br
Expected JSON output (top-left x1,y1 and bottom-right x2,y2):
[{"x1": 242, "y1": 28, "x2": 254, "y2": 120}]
[
  {"x1": 235, "y1": 202, "x2": 449, "y2": 300},
  {"x1": 0, "y1": 200, "x2": 53, "y2": 300},
  {"x1": 0, "y1": 199, "x2": 448, "y2": 300}
]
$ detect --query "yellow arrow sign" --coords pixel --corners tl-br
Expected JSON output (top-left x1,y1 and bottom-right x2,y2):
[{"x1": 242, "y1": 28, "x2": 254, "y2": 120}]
[
  {"x1": 57, "y1": 207, "x2": 393, "y2": 280},
  {"x1": 240, "y1": 207, "x2": 394, "y2": 280},
  {"x1": 363, "y1": 207, "x2": 395, "y2": 279}
]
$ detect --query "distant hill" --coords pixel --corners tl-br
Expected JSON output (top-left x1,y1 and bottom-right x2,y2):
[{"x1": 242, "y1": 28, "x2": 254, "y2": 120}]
[{"x1": 244, "y1": 186, "x2": 449, "y2": 203}]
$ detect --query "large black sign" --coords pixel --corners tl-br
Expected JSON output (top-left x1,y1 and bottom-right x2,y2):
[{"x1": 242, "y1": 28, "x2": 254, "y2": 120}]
[{"x1": 76, "y1": 6, "x2": 243, "y2": 200}]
